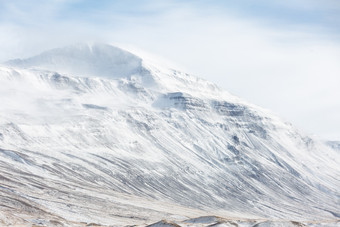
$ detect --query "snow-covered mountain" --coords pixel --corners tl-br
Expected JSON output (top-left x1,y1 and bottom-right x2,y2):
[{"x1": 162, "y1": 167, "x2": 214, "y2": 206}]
[{"x1": 0, "y1": 43, "x2": 339, "y2": 226}]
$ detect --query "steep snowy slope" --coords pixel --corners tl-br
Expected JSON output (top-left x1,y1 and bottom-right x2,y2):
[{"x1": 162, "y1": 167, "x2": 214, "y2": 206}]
[{"x1": 0, "y1": 43, "x2": 339, "y2": 226}]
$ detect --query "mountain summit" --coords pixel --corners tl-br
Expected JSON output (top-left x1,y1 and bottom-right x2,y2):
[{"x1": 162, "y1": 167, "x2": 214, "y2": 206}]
[
  {"x1": 5, "y1": 43, "x2": 143, "y2": 78},
  {"x1": 0, "y1": 44, "x2": 339, "y2": 226}
]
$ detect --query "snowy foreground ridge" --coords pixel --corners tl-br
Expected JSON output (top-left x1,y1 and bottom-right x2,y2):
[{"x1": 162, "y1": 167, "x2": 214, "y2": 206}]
[{"x1": 0, "y1": 43, "x2": 339, "y2": 226}]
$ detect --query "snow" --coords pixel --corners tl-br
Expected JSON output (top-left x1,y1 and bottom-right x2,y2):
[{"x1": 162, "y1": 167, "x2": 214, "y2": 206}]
[
  {"x1": 0, "y1": 43, "x2": 340, "y2": 226},
  {"x1": 5, "y1": 43, "x2": 143, "y2": 79},
  {"x1": 326, "y1": 141, "x2": 340, "y2": 150}
]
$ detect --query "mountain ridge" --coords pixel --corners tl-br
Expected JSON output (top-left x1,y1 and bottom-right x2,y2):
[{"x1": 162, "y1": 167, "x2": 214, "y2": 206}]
[{"x1": 5, "y1": 43, "x2": 144, "y2": 79}]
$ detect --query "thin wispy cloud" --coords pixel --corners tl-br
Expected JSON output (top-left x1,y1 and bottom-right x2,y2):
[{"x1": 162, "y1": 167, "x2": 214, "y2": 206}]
[{"x1": 0, "y1": 0, "x2": 339, "y2": 139}]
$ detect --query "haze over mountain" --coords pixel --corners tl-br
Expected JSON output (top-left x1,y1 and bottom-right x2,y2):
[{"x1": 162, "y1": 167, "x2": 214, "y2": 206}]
[{"x1": 0, "y1": 43, "x2": 339, "y2": 226}]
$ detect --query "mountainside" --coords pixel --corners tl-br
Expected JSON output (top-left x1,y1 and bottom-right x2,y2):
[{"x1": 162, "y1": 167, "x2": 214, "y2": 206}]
[
  {"x1": 326, "y1": 141, "x2": 340, "y2": 151},
  {"x1": 0, "y1": 43, "x2": 339, "y2": 226}
]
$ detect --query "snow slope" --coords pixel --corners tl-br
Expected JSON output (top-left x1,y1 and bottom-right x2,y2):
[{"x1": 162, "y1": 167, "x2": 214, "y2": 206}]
[{"x1": 0, "y1": 43, "x2": 339, "y2": 226}]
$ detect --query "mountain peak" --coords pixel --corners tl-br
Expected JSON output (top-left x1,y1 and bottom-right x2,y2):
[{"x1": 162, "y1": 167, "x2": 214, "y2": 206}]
[{"x1": 5, "y1": 43, "x2": 143, "y2": 78}]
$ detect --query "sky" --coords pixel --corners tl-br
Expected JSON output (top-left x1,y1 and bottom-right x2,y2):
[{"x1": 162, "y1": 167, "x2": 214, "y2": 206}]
[{"x1": 0, "y1": 0, "x2": 340, "y2": 140}]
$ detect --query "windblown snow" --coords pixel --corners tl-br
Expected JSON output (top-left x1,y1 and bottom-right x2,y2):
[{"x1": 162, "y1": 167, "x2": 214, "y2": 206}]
[{"x1": 0, "y1": 43, "x2": 339, "y2": 226}]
